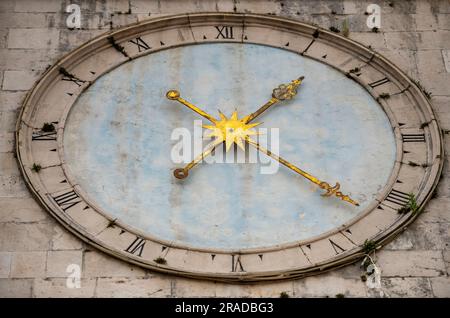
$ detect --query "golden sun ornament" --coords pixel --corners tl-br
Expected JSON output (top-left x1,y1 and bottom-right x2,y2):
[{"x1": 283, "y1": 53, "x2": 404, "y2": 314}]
[{"x1": 203, "y1": 110, "x2": 261, "y2": 152}]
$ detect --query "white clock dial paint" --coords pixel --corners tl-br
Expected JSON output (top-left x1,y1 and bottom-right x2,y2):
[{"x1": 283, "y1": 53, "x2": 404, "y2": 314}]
[{"x1": 64, "y1": 43, "x2": 396, "y2": 250}]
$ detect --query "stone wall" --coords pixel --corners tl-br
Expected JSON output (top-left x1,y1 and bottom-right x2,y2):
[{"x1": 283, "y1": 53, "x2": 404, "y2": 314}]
[{"x1": 0, "y1": 0, "x2": 449, "y2": 297}]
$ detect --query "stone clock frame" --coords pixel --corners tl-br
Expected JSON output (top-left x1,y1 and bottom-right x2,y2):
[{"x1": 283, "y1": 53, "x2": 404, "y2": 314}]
[{"x1": 15, "y1": 13, "x2": 444, "y2": 282}]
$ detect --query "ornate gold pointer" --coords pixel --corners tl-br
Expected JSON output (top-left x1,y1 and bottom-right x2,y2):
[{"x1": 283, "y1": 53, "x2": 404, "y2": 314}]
[
  {"x1": 242, "y1": 76, "x2": 304, "y2": 124},
  {"x1": 245, "y1": 138, "x2": 359, "y2": 206},
  {"x1": 167, "y1": 77, "x2": 305, "y2": 179},
  {"x1": 166, "y1": 90, "x2": 217, "y2": 123}
]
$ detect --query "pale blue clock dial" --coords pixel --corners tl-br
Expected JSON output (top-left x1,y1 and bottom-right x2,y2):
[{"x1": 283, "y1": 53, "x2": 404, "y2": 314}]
[{"x1": 64, "y1": 43, "x2": 396, "y2": 250}]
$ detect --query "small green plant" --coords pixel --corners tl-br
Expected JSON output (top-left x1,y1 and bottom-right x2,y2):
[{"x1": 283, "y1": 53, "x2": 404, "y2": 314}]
[
  {"x1": 329, "y1": 26, "x2": 340, "y2": 33},
  {"x1": 41, "y1": 123, "x2": 55, "y2": 132},
  {"x1": 360, "y1": 274, "x2": 367, "y2": 282},
  {"x1": 154, "y1": 257, "x2": 167, "y2": 265},
  {"x1": 279, "y1": 292, "x2": 290, "y2": 298},
  {"x1": 398, "y1": 193, "x2": 421, "y2": 215},
  {"x1": 372, "y1": 27, "x2": 379, "y2": 33},
  {"x1": 362, "y1": 239, "x2": 377, "y2": 254},
  {"x1": 335, "y1": 293, "x2": 345, "y2": 298},
  {"x1": 407, "y1": 193, "x2": 420, "y2": 214},
  {"x1": 32, "y1": 163, "x2": 42, "y2": 173},
  {"x1": 379, "y1": 93, "x2": 390, "y2": 99},
  {"x1": 342, "y1": 19, "x2": 350, "y2": 37}
]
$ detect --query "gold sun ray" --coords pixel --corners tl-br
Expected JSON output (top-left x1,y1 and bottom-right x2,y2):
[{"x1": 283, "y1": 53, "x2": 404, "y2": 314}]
[{"x1": 203, "y1": 110, "x2": 261, "y2": 152}]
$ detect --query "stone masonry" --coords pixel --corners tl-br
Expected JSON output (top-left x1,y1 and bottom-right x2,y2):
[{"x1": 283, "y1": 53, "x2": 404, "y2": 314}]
[{"x1": 0, "y1": 0, "x2": 449, "y2": 297}]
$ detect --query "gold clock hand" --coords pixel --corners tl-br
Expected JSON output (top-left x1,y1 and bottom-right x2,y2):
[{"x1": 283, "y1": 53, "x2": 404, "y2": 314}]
[
  {"x1": 166, "y1": 90, "x2": 217, "y2": 123},
  {"x1": 170, "y1": 77, "x2": 305, "y2": 179},
  {"x1": 173, "y1": 140, "x2": 221, "y2": 179},
  {"x1": 242, "y1": 76, "x2": 304, "y2": 124},
  {"x1": 245, "y1": 137, "x2": 359, "y2": 206}
]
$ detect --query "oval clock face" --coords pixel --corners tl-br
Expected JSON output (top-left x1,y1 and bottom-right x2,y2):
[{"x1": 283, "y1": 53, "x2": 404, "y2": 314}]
[{"x1": 17, "y1": 13, "x2": 443, "y2": 282}]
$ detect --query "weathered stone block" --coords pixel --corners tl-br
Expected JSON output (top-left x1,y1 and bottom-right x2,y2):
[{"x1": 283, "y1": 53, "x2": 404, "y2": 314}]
[
  {"x1": 46, "y1": 250, "x2": 82, "y2": 278},
  {"x1": 293, "y1": 274, "x2": 367, "y2": 297},
  {"x1": 95, "y1": 276, "x2": 171, "y2": 297},
  {"x1": 2, "y1": 70, "x2": 38, "y2": 91},
  {"x1": 0, "y1": 223, "x2": 53, "y2": 252},
  {"x1": 0, "y1": 197, "x2": 48, "y2": 223},
  {"x1": 51, "y1": 226, "x2": 83, "y2": 250},
  {"x1": 83, "y1": 249, "x2": 146, "y2": 278},
  {"x1": 110, "y1": 13, "x2": 139, "y2": 29},
  {"x1": 0, "y1": 29, "x2": 7, "y2": 48},
  {"x1": 377, "y1": 277, "x2": 433, "y2": 298},
  {"x1": 213, "y1": 283, "x2": 253, "y2": 298},
  {"x1": 419, "y1": 197, "x2": 450, "y2": 223},
  {"x1": 430, "y1": 277, "x2": 450, "y2": 297},
  {"x1": 7, "y1": 29, "x2": 59, "y2": 49},
  {"x1": 349, "y1": 32, "x2": 385, "y2": 50},
  {"x1": 129, "y1": 0, "x2": 160, "y2": 14},
  {"x1": 437, "y1": 14, "x2": 450, "y2": 30},
  {"x1": 58, "y1": 29, "x2": 106, "y2": 52},
  {"x1": 14, "y1": 0, "x2": 61, "y2": 13},
  {"x1": 444, "y1": 251, "x2": 450, "y2": 274},
  {"x1": 0, "y1": 48, "x2": 59, "y2": 71},
  {"x1": 0, "y1": 153, "x2": 21, "y2": 176},
  {"x1": 33, "y1": 278, "x2": 96, "y2": 298},
  {"x1": 385, "y1": 221, "x2": 450, "y2": 251},
  {"x1": 0, "y1": 91, "x2": 27, "y2": 112},
  {"x1": 0, "y1": 111, "x2": 18, "y2": 133},
  {"x1": 170, "y1": 278, "x2": 217, "y2": 297},
  {"x1": 95, "y1": 0, "x2": 130, "y2": 13},
  {"x1": 0, "y1": 13, "x2": 51, "y2": 28},
  {"x1": 0, "y1": 278, "x2": 32, "y2": 297},
  {"x1": 10, "y1": 251, "x2": 46, "y2": 278},
  {"x1": 0, "y1": 132, "x2": 14, "y2": 153},
  {"x1": 384, "y1": 31, "x2": 420, "y2": 50},
  {"x1": 0, "y1": 252, "x2": 12, "y2": 278},
  {"x1": 377, "y1": 250, "x2": 446, "y2": 277}
]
